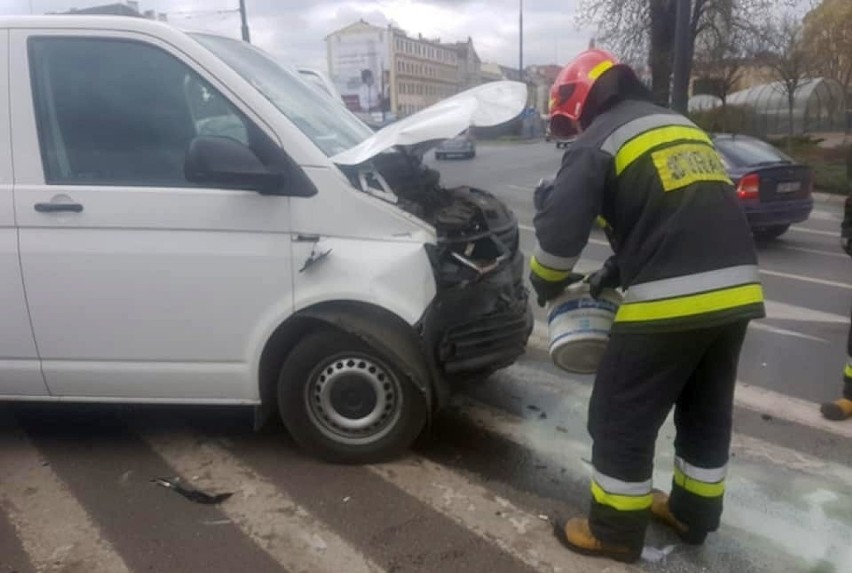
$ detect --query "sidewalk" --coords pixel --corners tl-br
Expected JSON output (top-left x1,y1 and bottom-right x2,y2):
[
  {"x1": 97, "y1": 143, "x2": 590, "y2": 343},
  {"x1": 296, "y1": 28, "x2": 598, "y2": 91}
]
[{"x1": 814, "y1": 190, "x2": 847, "y2": 205}]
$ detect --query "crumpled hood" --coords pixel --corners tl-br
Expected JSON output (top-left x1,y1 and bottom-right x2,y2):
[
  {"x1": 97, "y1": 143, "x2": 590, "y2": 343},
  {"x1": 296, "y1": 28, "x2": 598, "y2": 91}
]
[{"x1": 331, "y1": 81, "x2": 527, "y2": 166}]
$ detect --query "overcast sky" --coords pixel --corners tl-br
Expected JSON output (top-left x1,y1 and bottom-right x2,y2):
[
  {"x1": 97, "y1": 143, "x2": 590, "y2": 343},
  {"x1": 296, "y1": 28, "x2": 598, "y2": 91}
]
[{"x1": 0, "y1": 0, "x2": 594, "y2": 71}]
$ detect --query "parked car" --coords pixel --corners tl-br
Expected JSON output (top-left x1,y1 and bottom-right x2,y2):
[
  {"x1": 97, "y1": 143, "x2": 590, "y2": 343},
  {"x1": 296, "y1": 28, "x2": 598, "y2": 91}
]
[
  {"x1": 0, "y1": 16, "x2": 532, "y2": 463},
  {"x1": 554, "y1": 136, "x2": 575, "y2": 150},
  {"x1": 713, "y1": 134, "x2": 814, "y2": 240},
  {"x1": 435, "y1": 131, "x2": 476, "y2": 159}
]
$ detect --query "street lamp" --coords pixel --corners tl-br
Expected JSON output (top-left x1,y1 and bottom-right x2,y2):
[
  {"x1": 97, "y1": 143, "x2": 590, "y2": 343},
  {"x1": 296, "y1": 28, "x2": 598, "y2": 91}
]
[
  {"x1": 239, "y1": 0, "x2": 251, "y2": 43},
  {"x1": 519, "y1": 0, "x2": 524, "y2": 79}
]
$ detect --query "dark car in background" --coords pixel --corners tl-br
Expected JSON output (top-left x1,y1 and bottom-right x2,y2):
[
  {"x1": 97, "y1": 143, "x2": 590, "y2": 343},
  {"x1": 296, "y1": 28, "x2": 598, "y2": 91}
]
[
  {"x1": 714, "y1": 134, "x2": 814, "y2": 241},
  {"x1": 435, "y1": 131, "x2": 476, "y2": 159}
]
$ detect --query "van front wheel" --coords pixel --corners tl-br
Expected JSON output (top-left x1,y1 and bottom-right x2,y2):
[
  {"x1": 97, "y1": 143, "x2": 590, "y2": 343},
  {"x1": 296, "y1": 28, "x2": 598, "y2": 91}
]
[{"x1": 277, "y1": 329, "x2": 427, "y2": 463}]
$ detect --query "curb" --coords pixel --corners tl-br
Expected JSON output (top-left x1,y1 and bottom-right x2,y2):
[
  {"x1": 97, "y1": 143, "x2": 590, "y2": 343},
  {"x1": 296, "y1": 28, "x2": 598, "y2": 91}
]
[{"x1": 813, "y1": 191, "x2": 847, "y2": 205}]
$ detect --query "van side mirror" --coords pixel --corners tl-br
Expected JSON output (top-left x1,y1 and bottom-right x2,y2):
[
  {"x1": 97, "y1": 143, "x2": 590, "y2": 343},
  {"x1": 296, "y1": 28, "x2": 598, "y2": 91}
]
[{"x1": 185, "y1": 136, "x2": 284, "y2": 194}]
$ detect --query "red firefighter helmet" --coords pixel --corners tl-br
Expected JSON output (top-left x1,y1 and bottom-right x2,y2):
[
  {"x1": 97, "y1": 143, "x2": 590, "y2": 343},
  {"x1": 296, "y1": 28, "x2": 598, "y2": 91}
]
[{"x1": 549, "y1": 49, "x2": 629, "y2": 137}]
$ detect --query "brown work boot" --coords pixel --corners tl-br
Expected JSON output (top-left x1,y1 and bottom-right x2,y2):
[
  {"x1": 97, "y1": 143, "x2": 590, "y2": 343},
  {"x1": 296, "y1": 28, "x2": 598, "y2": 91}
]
[
  {"x1": 554, "y1": 517, "x2": 641, "y2": 563},
  {"x1": 651, "y1": 490, "x2": 708, "y2": 545},
  {"x1": 820, "y1": 398, "x2": 852, "y2": 421}
]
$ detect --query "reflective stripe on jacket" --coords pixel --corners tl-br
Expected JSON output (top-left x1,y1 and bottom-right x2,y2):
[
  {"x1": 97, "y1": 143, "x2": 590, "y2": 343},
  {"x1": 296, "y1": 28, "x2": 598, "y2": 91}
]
[{"x1": 532, "y1": 99, "x2": 765, "y2": 332}]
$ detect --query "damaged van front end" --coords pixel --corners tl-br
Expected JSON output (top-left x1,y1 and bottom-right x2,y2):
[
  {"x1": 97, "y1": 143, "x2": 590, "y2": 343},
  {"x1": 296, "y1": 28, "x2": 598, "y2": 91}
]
[
  {"x1": 344, "y1": 152, "x2": 532, "y2": 383},
  {"x1": 330, "y1": 82, "x2": 533, "y2": 397}
]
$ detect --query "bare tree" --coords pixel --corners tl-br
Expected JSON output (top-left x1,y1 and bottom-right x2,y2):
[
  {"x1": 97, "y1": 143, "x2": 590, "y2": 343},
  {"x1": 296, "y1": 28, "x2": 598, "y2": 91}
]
[
  {"x1": 803, "y1": 0, "x2": 852, "y2": 102},
  {"x1": 692, "y1": 11, "x2": 753, "y2": 108},
  {"x1": 756, "y1": 14, "x2": 818, "y2": 146},
  {"x1": 578, "y1": 0, "x2": 787, "y2": 107}
]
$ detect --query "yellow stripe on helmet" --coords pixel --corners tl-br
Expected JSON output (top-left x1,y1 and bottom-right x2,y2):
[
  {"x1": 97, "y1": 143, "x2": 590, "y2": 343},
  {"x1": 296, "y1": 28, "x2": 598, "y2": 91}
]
[{"x1": 588, "y1": 60, "x2": 614, "y2": 80}]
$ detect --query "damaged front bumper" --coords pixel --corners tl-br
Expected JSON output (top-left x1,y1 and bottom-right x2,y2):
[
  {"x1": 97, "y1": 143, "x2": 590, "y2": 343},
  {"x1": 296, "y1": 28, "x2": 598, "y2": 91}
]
[{"x1": 421, "y1": 248, "x2": 533, "y2": 376}]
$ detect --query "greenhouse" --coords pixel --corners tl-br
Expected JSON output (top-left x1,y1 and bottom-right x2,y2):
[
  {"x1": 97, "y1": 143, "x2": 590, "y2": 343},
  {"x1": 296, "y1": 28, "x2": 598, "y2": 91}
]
[
  {"x1": 722, "y1": 78, "x2": 847, "y2": 135},
  {"x1": 687, "y1": 94, "x2": 723, "y2": 113}
]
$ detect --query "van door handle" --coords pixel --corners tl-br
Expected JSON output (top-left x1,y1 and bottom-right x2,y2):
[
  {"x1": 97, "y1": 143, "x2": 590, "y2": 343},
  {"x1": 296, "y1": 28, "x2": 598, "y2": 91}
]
[{"x1": 34, "y1": 202, "x2": 84, "y2": 213}]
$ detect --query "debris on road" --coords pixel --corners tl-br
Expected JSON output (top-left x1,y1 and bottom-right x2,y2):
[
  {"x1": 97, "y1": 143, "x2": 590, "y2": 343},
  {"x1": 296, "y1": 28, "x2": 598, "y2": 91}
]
[
  {"x1": 343, "y1": 496, "x2": 351, "y2": 503},
  {"x1": 151, "y1": 477, "x2": 233, "y2": 505},
  {"x1": 555, "y1": 426, "x2": 568, "y2": 433},
  {"x1": 526, "y1": 404, "x2": 541, "y2": 412},
  {"x1": 641, "y1": 544, "x2": 675, "y2": 563}
]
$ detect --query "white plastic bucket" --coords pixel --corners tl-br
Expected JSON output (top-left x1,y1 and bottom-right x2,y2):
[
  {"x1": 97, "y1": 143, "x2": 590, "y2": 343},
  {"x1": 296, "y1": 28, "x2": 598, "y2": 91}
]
[{"x1": 546, "y1": 282, "x2": 622, "y2": 374}]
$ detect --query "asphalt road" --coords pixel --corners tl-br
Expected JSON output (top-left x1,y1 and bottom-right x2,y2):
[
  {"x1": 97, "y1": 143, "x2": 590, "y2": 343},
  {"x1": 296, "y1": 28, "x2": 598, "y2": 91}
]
[{"x1": 1, "y1": 142, "x2": 850, "y2": 573}]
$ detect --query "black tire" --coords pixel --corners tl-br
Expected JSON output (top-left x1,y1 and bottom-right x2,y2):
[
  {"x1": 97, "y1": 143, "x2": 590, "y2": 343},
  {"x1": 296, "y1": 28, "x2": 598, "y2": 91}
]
[
  {"x1": 753, "y1": 224, "x2": 790, "y2": 241},
  {"x1": 277, "y1": 328, "x2": 427, "y2": 463},
  {"x1": 467, "y1": 151, "x2": 476, "y2": 159},
  {"x1": 435, "y1": 152, "x2": 444, "y2": 160}
]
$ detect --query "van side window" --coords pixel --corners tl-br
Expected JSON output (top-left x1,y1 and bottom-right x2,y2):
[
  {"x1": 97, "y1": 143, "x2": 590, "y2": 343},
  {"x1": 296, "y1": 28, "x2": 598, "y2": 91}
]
[{"x1": 28, "y1": 37, "x2": 263, "y2": 187}]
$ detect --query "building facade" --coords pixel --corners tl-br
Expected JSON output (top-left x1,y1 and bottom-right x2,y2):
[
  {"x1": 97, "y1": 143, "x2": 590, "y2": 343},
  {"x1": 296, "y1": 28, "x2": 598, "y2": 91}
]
[
  {"x1": 392, "y1": 30, "x2": 459, "y2": 116},
  {"x1": 327, "y1": 20, "x2": 463, "y2": 119},
  {"x1": 445, "y1": 38, "x2": 482, "y2": 91},
  {"x1": 61, "y1": 1, "x2": 166, "y2": 20}
]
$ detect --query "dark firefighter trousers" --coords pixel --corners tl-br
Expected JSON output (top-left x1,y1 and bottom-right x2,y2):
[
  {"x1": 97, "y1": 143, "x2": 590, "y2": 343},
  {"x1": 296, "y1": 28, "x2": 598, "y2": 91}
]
[{"x1": 587, "y1": 321, "x2": 749, "y2": 549}]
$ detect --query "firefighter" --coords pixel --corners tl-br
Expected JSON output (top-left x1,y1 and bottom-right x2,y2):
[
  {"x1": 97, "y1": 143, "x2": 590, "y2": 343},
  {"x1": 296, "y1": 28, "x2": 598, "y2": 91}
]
[
  {"x1": 531, "y1": 49, "x2": 766, "y2": 563},
  {"x1": 820, "y1": 193, "x2": 852, "y2": 421}
]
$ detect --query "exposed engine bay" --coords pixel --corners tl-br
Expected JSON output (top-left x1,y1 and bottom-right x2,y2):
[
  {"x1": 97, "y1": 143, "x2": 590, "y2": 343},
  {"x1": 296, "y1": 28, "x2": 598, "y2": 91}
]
[
  {"x1": 341, "y1": 149, "x2": 521, "y2": 287},
  {"x1": 340, "y1": 149, "x2": 532, "y2": 377}
]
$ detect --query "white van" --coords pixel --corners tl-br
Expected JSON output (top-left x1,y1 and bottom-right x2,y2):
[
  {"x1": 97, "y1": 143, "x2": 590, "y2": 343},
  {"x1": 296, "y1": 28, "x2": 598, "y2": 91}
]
[{"x1": 0, "y1": 16, "x2": 532, "y2": 462}]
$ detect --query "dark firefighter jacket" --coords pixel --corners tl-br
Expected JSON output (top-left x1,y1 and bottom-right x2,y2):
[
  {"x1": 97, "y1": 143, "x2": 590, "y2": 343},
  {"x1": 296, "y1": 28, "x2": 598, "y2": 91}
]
[{"x1": 532, "y1": 98, "x2": 766, "y2": 333}]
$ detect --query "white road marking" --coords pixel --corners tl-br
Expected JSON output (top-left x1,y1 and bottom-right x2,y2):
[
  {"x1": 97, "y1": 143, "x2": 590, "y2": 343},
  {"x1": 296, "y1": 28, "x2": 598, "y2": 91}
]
[
  {"x1": 735, "y1": 383, "x2": 852, "y2": 440},
  {"x1": 369, "y1": 457, "x2": 633, "y2": 573},
  {"x1": 778, "y1": 244, "x2": 848, "y2": 259},
  {"x1": 759, "y1": 268, "x2": 852, "y2": 290},
  {"x1": 521, "y1": 223, "x2": 851, "y2": 289},
  {"x1": 748, "y1": 321, "x2": 830, "y2": 343},
  {"x1": 809, "y1": 210, "x2": 842, "y2": 222},
  {"x1": 140, "y1": 428, "x2": 383, "y2": 573},
  {"x1": 0, "y1": 412, "x2": 131, "y2": 573},
  {"x1": 763, "y1": 300, "x2": 849, "y2": 323},
  {"x1": 790, "y1": 226, "x2": 840, "y2": 238},
  {"x1": 507, "y1": 184, "x2": 535, "y2": 192}
]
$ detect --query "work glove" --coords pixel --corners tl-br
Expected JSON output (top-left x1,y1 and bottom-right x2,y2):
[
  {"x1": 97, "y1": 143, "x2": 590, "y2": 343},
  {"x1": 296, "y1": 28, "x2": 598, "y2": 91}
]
[
  {"x1": 586, "y1": 256, "x2": 620, "y2": 300},
  {"x1": 529, "y1": 271, "x2": 584, "y2": 308}
]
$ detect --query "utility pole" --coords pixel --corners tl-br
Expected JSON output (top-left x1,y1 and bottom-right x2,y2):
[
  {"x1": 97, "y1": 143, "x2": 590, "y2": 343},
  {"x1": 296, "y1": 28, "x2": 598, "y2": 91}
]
[
  {"x1": 671, "y1": 0, "x2": 691, "y2": 112},
  {"x1": 239, "y1": 0, "x2": 251, "y2": 43},
  {"x1": 519, "y1": 0, "x2": 524, "y2": 80}
]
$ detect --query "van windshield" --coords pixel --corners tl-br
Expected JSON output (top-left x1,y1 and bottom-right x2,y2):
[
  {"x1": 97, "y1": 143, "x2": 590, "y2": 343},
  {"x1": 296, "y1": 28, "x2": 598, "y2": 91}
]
[{"x1": 192, "y1": 34, "x2": 373, "y2": 157}]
